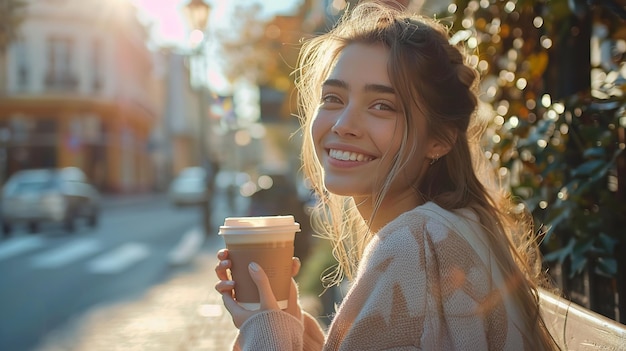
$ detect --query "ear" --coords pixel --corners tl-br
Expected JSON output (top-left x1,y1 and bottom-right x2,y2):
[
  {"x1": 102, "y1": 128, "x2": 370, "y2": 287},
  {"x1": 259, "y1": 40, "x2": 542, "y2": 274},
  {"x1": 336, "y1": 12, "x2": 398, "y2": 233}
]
[{"x1": 426, "y1": 129, "x2": 457, "y2": 161}]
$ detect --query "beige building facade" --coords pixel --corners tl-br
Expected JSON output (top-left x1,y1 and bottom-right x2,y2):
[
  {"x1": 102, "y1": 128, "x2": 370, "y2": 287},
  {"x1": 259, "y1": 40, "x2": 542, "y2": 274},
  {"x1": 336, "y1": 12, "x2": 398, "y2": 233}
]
[{"x1": 0, "y1": 0, "x2": 162, "y2": 192}]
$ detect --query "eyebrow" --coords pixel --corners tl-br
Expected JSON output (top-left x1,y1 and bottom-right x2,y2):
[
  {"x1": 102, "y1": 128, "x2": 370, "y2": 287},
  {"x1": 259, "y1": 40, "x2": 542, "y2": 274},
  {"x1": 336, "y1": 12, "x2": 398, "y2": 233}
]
[{"x1": 322, "y1": 78, "x2": 396, "y2": 95}]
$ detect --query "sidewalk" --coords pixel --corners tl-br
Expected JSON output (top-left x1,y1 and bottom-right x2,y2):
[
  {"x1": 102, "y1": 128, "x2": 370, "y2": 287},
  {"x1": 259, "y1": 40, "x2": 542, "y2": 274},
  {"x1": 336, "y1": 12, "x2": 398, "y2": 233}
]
[
  {"x1": 36, "y1": 249, "x2": 240, "y2": 351},
  {"x1": 35, "y1": 188, "x2": 248, "y2": 351}
]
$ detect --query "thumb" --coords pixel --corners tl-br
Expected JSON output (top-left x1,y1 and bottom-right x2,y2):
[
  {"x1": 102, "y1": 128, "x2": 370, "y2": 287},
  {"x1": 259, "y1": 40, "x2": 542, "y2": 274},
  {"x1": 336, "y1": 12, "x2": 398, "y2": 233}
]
[{"x1": 248, "y1": 262, "x2": 280, "y2": 310}]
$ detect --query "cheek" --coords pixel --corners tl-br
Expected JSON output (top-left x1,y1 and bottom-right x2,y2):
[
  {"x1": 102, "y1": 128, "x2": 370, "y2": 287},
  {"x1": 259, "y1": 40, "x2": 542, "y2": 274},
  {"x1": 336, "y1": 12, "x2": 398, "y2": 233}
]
[
  {"x1": 311, "y1": 112, "x2": 331, "y2": 152},
  {"x1": 377, "y1": 121, "x2": 404, "y2": 160}
]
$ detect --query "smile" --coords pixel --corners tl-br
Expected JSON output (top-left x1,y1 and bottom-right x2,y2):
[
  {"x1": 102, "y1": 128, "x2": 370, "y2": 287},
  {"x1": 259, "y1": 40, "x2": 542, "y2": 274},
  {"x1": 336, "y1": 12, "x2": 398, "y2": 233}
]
[{"x1": 329, "y1": 149, "x2": 374, "y2": 162}]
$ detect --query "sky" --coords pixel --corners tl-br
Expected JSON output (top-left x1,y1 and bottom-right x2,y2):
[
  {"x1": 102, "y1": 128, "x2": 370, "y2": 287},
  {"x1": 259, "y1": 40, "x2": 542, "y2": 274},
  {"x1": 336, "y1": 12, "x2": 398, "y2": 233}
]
[
  {"x1": 131, "y1": 0, "x2": 303, "y2": 47},
  {"x1": 129, "y1": 0, "x2": 304, "y2": 94}
]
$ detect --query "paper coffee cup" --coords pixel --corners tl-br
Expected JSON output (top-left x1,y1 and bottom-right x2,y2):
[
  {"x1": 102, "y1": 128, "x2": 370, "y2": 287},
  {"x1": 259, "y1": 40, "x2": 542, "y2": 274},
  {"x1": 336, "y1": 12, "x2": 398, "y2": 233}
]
[{"x1": 219, "y1": 215, "x2": 300, "y2": 310}]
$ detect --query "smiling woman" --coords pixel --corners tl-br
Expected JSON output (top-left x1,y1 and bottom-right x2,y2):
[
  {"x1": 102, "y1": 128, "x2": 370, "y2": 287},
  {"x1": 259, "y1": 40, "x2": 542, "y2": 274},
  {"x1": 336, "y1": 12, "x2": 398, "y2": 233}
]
[{"x1": 214, "y1": 1, "x2": 561, "y2": 350}]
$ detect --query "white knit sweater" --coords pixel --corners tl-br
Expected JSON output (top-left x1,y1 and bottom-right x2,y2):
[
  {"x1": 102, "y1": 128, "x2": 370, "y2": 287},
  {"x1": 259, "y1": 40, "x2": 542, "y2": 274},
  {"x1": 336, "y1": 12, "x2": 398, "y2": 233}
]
[{"x1": 233, "y1": 202, "x2": 535, "y2": 350}]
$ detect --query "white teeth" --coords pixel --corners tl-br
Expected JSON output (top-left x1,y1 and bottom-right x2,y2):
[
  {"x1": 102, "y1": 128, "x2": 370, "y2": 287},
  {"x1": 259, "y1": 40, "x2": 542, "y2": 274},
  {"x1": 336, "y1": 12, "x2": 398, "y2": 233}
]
[{"x1": 329, "y1": 149, "x2": 372, "y2": 162}]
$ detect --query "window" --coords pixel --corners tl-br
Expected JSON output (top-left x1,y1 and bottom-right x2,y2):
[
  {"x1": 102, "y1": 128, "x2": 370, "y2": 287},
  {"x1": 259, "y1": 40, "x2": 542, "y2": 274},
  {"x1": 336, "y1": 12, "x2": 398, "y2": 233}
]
[
  {"x1": 45, "y1": 37, "x2": 77, "y2": 90},
  {"x1": 92, "y1": 38, "x2": 102, "y2": 92},
  {"x1": 14, "y1": 40, "x2": 29, "y2": 90}
]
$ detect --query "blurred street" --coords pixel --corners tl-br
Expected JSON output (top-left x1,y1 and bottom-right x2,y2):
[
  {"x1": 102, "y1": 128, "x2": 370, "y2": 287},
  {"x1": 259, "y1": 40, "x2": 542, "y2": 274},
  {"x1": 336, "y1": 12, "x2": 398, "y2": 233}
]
[
  {"x1": 35, "y1": 251, "x2": 241, "y2": 351},
  {"x1": 0, "y1": 185, "x2": 252, "y2": 351},
  {"x1": 0, "y1": 2, "x2": 328, "y2": 349}
]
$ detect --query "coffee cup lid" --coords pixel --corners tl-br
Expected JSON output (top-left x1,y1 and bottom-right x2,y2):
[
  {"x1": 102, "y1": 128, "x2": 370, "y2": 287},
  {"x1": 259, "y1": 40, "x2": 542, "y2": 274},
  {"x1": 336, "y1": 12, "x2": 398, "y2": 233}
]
[{"x1": 219, "y1": 215, "x2": 300, "y2": 234}]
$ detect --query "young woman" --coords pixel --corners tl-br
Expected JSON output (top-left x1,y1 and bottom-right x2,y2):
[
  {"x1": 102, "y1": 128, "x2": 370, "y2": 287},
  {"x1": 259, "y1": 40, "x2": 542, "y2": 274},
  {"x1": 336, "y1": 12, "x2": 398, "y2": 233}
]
[{"x1": 215, "y1": 1, "x2": 558, "y2": 349}]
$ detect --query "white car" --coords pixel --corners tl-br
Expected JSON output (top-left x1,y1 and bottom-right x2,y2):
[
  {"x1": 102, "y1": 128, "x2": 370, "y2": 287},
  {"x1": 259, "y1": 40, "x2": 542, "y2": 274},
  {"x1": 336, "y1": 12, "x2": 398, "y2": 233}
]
[
  {"x1": 0, "y1": 167, "x2": 100, "y2": 234},
  {"x1": 168, "y1": 167, "x2": 210, "y2": 207}
]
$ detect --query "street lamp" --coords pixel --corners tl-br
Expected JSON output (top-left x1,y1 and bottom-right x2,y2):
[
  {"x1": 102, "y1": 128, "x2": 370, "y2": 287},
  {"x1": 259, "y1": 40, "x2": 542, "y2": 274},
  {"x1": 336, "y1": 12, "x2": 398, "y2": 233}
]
[
  {"x1": 184, "y1": 0, "x2": 210, "y2": 60},
  {"x1": 184, "y1": 0, "x2": 214, "y2": 234},
  {"x1": 184, "y1": 0, "x2": 211, "y2": 34},
  {"x1": 183, "y1": 0, "x2": 211, "y2": 165}
]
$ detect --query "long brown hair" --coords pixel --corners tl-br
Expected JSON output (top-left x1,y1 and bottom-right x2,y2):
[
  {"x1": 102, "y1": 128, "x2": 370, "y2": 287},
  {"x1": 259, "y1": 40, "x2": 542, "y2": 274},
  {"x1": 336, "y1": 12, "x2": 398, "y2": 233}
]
[{"x1": 295, "y1": 2, "x2": 558, "y2": 349}]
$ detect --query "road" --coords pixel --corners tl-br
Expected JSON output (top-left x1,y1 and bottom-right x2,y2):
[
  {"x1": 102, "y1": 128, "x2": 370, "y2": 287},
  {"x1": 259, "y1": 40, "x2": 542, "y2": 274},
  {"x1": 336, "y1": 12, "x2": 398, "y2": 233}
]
[{"x1": 0, "y1": 194, "x2": 210, "y2": 351}]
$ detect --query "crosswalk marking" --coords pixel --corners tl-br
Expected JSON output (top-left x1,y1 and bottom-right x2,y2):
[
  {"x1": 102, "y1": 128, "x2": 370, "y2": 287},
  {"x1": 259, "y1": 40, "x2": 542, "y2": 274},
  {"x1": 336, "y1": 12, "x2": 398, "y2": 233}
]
[
  {"x1": 0, "y1": 236, "x2": 46, "y2": 261},
  {"x1": 1, "y1": 226, "x2": 195, "y2": 275},
  {"x1": 169, "y1": 228, "x2": 204, "y2": 265},
  {"x1": 30, "y1": 238, "x2": 101, "y2": 269},
  {"x1": 87, "y1": 242, "x2": 150, "y2": 274}
]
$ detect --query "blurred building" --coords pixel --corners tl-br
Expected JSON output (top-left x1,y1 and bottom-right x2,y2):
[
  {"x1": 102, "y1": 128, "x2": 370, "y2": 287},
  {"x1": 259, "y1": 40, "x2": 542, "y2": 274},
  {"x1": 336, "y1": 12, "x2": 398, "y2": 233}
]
[
  {"x1": 153, "y1": 49, "x2": 207, "y2": 189},
  {"x1": 0, "y1": 0, "x2": 161, "y2": 192}
]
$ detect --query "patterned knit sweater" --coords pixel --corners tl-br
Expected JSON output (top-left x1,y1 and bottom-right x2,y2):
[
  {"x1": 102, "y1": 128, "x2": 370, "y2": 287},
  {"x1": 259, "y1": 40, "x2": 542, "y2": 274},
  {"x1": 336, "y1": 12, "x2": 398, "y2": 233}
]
[{"x1": 233, "y1": 202, "x2": 534, "y2": 350}]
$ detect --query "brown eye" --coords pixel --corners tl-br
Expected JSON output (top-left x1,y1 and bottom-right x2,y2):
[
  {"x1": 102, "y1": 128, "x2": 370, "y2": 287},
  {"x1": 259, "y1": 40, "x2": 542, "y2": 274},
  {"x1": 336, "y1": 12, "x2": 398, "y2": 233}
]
[
  {"x1": 372, "y1": 102, "x2": 394, "y2": 111},
  {"x1": 320, "y1": 94, "x2": 342, "y2": 105},
  {"x1": 321, "y1": 94, "x2": 342, "y2": 104}
]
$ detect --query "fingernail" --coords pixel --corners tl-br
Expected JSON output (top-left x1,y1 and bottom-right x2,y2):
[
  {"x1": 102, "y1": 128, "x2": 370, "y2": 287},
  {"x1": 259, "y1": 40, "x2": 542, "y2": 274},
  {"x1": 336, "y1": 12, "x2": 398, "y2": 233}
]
[{"x1": 249, "y1": 262, "x2": 260, "y2": 272}]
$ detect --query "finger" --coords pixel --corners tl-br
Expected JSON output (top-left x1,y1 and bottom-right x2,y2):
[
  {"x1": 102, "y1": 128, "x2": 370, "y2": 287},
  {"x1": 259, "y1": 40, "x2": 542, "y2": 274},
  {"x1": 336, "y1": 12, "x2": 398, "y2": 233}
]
[
  {"x1": 216, "y1": 281, "x2": 256, "y2": 329},
  {"x1": 215, "y1": 259, "x2": 231, "y2": 281},
  {"x1": 217, "y1": 248, "x2": 229, "y2": 260},
  {"x1": 248, "y1": 262, "x2": 279, "y2": 310},
  {"x1": 216, "y1": 281, "x2": 238, "y2": 321},
  {"x1": 220, "y1": 292, "x2": 250, "y2": 328},
  {"x1": 291, "y1": 257, "x2": 301, "y2": 277},
  {"x1": 220, "y1": 291, "x2": 237, "y2": 311},
  {"x1": 215, "y1": 280, "x2": 235, "y2": 294}
]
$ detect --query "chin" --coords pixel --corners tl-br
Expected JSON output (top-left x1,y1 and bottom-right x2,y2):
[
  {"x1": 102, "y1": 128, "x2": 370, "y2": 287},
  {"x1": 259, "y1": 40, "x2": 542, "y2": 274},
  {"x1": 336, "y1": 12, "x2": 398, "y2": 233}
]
[{"x1": 324, "y1": 180, "x2": 370, "y2": 198}]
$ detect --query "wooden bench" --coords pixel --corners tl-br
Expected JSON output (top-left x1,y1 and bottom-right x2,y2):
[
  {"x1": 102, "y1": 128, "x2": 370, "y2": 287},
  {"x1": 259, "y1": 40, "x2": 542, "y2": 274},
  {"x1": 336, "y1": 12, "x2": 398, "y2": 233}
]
[{"x1": 539, "y1": 288, "x2": 626, "y2": 350}]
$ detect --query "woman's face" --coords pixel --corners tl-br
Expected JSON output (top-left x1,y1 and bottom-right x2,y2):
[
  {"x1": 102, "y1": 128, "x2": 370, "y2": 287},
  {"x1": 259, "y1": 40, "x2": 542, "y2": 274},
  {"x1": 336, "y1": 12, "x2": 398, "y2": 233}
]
[{"x1": 312, "y1": 43, "x2": 435, "y2": 205}]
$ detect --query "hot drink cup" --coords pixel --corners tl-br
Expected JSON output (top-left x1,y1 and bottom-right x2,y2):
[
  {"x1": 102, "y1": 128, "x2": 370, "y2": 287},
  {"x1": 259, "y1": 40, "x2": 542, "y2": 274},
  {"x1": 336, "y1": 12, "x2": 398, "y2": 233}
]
[{"x1": 219, "y1": 215, "x2": 300, "y2": 310}]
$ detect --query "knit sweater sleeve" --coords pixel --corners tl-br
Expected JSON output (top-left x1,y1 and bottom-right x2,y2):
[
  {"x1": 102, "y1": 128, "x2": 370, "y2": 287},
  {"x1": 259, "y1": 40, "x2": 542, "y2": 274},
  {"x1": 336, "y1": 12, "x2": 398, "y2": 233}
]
[{"x1": 232, "y1": 310, "x2": 325, "y2": 351}]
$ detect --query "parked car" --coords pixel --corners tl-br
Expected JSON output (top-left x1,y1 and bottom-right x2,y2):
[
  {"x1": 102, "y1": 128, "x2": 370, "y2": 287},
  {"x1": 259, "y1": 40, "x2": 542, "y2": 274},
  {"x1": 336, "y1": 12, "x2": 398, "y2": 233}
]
[
  {"x1": 168, "y1": 167, "x2": 210, "y2": 207},
  {"x1": 0, "y1": 167, "x2": 100, "y2": 235}
]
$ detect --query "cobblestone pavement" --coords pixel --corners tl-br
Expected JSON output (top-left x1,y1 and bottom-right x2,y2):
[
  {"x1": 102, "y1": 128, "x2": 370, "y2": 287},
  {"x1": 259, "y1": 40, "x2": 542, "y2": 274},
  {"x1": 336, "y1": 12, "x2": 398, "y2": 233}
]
[
  {"x1": 36, "y1": 250, "x2": 239, "y2": 351},
  {"x1": 35, "y1": 189, "x2": 244, "y2": 351}
]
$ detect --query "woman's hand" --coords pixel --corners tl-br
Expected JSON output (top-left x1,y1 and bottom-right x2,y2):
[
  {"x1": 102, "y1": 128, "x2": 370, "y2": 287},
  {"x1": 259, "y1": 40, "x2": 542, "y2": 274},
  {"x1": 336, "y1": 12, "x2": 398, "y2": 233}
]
[{"x1": 214, "y1": 248, "x2": 302, "y2": 328}]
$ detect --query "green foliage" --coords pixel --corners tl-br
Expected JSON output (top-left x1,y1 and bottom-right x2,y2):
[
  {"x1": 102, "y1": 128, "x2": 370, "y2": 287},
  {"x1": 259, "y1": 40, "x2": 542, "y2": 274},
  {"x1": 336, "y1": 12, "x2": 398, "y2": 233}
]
[
  {"x1": 451, "y1": 0, "x2": 625, "y2": 279},
  {"x1": 505, "y1": 94, "x2": 625, "y2": 278}
]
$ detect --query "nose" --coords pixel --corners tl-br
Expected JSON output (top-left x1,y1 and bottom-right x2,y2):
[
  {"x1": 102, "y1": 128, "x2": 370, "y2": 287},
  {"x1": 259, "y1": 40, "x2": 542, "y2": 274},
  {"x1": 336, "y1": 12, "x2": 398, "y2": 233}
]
[{"x1": 331, "y1": 105, "x2": 361, "y2": 137}]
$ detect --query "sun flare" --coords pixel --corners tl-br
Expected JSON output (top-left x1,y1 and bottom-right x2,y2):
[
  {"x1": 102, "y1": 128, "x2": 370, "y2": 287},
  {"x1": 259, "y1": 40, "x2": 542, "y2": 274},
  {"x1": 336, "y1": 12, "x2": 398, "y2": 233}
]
[{"x1": 131, "y1": 0, "x2": 189, "y2": 45}]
